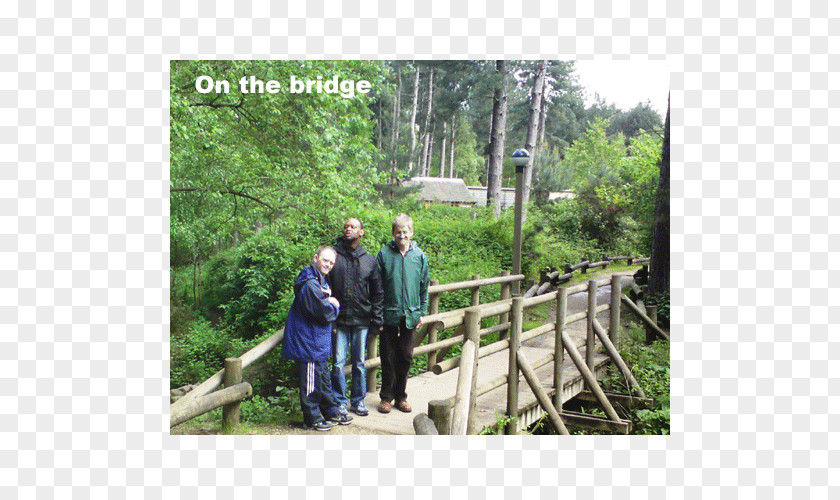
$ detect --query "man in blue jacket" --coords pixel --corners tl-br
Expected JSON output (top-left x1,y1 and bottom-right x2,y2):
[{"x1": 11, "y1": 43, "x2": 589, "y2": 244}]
[{"x1": 282, "y1": 246, "x2": 353, "y2": 431}]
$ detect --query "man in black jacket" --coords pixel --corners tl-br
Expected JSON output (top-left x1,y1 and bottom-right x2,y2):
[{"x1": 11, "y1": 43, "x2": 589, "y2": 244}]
[{"x1": 328, "y1": 218, "x2": 384, "y2": 416}]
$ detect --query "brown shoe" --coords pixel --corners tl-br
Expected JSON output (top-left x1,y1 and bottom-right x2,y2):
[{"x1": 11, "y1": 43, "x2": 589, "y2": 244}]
[
  {"x1": 395, "y1": 400, "x2": 412, "y2": 413},
  {"x1": 378, "y1": 400, "x2": 392, "y2": 414}
]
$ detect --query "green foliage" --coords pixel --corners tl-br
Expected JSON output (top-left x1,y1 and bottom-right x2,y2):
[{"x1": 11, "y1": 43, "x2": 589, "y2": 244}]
[
  {"x1": 479, "y1": 412, "x2": 518, "y2": 435},
  {"x1": 239, "y1": 388, "x2": 300, "y2": 426},
  {"x1": 646, "y1": 291, "x2": 670, "y2": 328},
  {"x1": 170, "y1": 318, "x2": 249, "y2": 389},
  {"x1": 449, "y1": 114, "x2": 485, "y2": 185},
  {"x1": 607, "y1": 101, "x2": 663, "y2": 141},
  {"x1": 551, "y1": 118, "x2": 662, "y2": 255},
  {"x1": 222, "y1": 231, "x2": 304, "y2": 338},
  {"x1": 171, "y1": 60, "x2": 386, "y2": 269},
  {"x1": 601, "y1": 323, "x2": 670, "y2": 435}
]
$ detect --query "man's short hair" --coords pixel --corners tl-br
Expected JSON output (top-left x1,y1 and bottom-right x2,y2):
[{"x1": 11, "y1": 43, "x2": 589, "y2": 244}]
[
  {"x1": 315, "y1": 245, "x2": 336, "y2": 257},
  {"x1": 391, "y1": 213, "x2": 413, "y2": 232},
  {"x1": 346, "y1": 218, "x2": 364, "y2": 229}
]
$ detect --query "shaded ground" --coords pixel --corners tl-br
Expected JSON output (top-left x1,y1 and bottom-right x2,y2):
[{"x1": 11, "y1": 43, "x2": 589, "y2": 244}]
[{"x1": 170, "y1": 417, "x2": 385, "y2": 436}]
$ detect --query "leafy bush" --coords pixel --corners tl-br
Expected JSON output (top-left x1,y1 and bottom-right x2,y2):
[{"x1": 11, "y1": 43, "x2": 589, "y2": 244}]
[
  {"x1": 646, "y1": 292, "x2": 670, "y2": 328},
  {"x1": 601, "y1": 323, "x2": 670, "y2": 435},
  {"x1": 170, "y1": 318, "x2": 249, "y2": 389},
  {"x1": 239, "y1": 389, "x2": 300, "y2": 426},
  {"x1": 222, "y1": 231, "x2": 305, "y2": 339}
]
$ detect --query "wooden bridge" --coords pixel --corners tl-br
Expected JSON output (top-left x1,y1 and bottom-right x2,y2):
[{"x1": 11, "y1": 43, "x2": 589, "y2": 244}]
[
  {"x1": 171, "y1": 260, "x2": 669, "y2": 435},
  {"x1": 350, "y1": 270, "x2": 661, "y2": 435}
]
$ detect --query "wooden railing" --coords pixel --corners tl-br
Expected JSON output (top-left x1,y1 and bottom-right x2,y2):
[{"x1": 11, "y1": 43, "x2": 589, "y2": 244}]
[{"x1": 415, "y1": 269, "x2": 664, "y2": 435}]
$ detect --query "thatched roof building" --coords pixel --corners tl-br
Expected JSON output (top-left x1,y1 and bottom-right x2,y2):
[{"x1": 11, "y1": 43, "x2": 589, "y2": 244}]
[{"x1": 403, "y1": 177, "x2": 477, "y2": 206}]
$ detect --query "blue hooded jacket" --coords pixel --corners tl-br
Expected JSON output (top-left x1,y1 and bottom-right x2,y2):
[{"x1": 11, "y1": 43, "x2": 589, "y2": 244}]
[{"x1": 281, "y1": 263, "x2": 339, "y2": 362}]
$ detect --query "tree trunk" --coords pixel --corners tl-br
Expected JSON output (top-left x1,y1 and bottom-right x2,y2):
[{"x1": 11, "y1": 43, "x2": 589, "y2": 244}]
[
  {"x1": 449, "y1": 115, "x2": 456, "y2": 178},
  {"x1": 407, "y1": 66, "x2": 420, "y2": 175},
  {"x1": 376, "y1": 97, "x2": 383, "y2": 170},
  {"x1": 439, "y1": 121, "x2": 447, "y2": 178},
  {"x1": 487, "y1": 60, "x2": 508, "y2": 218},
  {"x1": 538, "y1": 81, "x2": 548, "y2": 147},
  {"x1": 424, "y1": 120, "x2": 436, "y2": 177},
  {"x1": 521, "y1": 60, "x2": 547, "y2": 221},
  {"x1": 648, "y1": 94, "x2": 670, "y2": 297},
  {"x1": 423, "y1": 69, "x2": 435, "y2": 176},
  {"x1": 390, "y1": 69, "x2": 402, "y2": 182}
]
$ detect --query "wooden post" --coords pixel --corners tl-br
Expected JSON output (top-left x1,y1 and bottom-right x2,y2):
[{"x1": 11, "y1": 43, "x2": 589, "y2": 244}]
[
  {"x1": 428, "y1": 400, "x2": 452, "y2": 435},
  {"x1": 581, "y1": 258, "x2": 589, "y2": 274},
  {"x1": 471, "y1": 274, "x2": 481, "y2": 306},
  {"x1": 610, "y1": 274, "x2": 622, "y2": 347},
  {"x1": 413, "y1": 414, "x2": 439, "y2": 435},
  {"x1": 465, "y1": 307, "x2": 482, "y2": 435},
  {"x1": 586, "y1": 280, "x2": 596, "y2": 372},
  {"x1": 553, "y1": 288, "x2": 567, "y2": 409},
  {"x1": 451, "y1": 339, "x2": 477, "y2": 435},
  {"x1": 645, "y1": 304, "x2": 658, "y2": 345},
  {"x1": 222, "y1": 358, "x2": 242, "y2": 431},
  {"x1": 499, "y1": 271, "x2": 511, "y2": 341},
  {"x1": 366, "y1": 330, "x2": 378, "y2": 395},
  {"x1": 507, "y1": 296, "x2": 523, "y2": 435},
  {"x1": 427, "y1": 280, "x2": 440, "y2": 368}
]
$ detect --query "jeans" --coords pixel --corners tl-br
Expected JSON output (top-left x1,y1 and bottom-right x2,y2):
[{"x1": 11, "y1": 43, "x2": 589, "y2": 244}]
[{"x1": 330, "y1": 326, "x2": 368, "y2": 407}]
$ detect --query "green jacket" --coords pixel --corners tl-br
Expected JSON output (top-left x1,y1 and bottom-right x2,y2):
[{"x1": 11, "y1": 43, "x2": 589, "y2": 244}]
[{"x1": 375, "y1": 240, "x2": 430, "y2": 330}]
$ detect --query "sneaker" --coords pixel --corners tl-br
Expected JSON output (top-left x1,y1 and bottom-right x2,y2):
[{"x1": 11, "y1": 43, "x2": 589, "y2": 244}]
[
  {"x1": 395, "y1": 400, "x2": 412, "y2": 413},
  {"x1": 377, "y1": 400, "x2": 392, "y2": 414},
  {"x1": 308, "y1": 420, "x2": 334, "y2": 432},
  {"x1": 329, "y1": 413, "x2": 354, "y2": 425},
  {"x1": 350, "y1": 402, "x2": 369, "y2": 416}
]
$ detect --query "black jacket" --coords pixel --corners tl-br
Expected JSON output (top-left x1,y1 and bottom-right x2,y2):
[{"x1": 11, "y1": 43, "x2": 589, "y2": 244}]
[{"x1": 328, "y1": 238, "x2": 384, "y2": 329}]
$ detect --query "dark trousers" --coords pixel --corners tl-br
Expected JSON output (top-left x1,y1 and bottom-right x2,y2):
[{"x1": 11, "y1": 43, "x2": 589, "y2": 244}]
[
  {"x1": 379, "y1": 320, "x2": 415, "y2": 404},
  {"x1": 297, "y1": 360, "x2": 341, "y2": 426}
]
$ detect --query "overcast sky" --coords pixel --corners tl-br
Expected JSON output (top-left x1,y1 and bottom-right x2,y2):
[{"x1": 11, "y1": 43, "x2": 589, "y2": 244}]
[{"x1": 573, "y1": 60, "x2": 670, "y2": 118}]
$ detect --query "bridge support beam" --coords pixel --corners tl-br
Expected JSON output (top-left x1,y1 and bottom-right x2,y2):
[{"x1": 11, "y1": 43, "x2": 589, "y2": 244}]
[
  {"x1": 560, "y1": 331, "x2": 622, "y2": 423},
  {"x1": 560, "y1": 410, "x2": 632, "y2": 434},
  {"x1": 517, "y1": 351, "x2": 570, "y2": 435},
  {"x1": 593, "y1": 320, "x2": 646, "y2": 398},
  {"x1": 553, "y1": 288, "x2": 567, "y2": 409}
]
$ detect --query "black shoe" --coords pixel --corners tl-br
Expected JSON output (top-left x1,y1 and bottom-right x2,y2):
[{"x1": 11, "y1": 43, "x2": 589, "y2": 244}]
[
  {"x1": 308, "y1": 420, "x2": 334, "y2": 432},
  {"x1": 329, "y1": 413, "x2": 354, "y2": 425}
]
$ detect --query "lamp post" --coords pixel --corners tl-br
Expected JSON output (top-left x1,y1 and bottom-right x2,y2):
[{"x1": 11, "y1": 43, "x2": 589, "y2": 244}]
[{"x1": 510, "y1": 148, "x2": 530, "y2": 295}]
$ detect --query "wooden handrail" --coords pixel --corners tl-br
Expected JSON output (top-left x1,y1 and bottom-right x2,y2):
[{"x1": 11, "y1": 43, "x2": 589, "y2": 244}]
[{"x1": 429, "y1": 274, "x2": 524, "y2": 294}]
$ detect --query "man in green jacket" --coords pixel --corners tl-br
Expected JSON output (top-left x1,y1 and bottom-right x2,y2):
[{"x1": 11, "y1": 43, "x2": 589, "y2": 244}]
[{"x1": 375, "y1": 213, "x2": 430, "y2": 414}]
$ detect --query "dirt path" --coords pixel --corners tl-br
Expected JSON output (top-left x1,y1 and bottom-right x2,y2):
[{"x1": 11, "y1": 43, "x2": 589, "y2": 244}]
[{"x1": 170, "y1": 419, "x2": 386, "y2": 436}]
